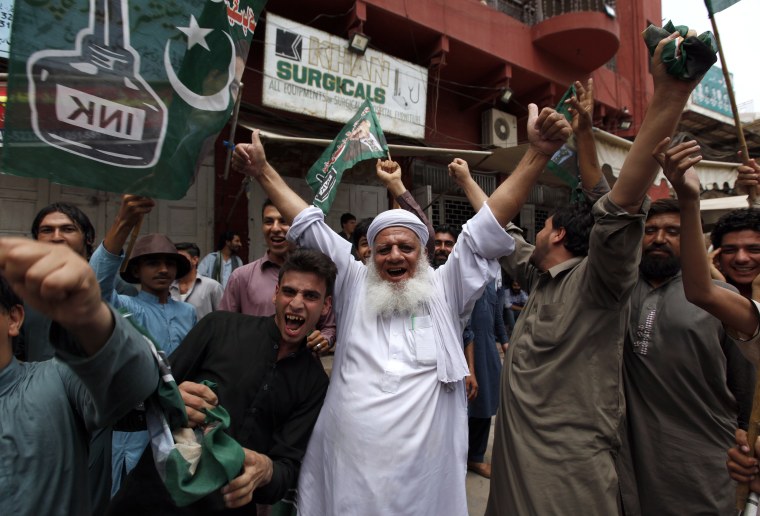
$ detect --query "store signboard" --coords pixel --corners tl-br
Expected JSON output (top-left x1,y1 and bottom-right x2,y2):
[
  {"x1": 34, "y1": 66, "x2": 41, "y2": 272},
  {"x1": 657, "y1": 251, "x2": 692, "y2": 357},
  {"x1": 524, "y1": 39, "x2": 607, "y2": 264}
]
[
  {"x1": 262, "y1": 13, "x2": 427, "y2": 139},
  {"x1": 691, "y1": 65, "x2": 733, "y2": 119}
]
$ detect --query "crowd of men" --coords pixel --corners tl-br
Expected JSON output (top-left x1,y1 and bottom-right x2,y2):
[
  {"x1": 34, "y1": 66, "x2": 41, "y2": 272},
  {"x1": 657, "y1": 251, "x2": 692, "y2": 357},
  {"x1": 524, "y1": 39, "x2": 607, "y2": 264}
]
[{"x1": 4, "y1": 30, "x2": 760, "y2": 516}]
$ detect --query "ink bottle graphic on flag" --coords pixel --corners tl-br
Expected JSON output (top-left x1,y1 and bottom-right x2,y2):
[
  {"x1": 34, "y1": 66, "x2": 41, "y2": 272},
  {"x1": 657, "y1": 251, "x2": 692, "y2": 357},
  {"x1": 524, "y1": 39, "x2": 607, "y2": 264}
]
[
  {"x1": 314, "y1": 167, "x2": 338, "y2": 204},
  {"x1": 26, "y1": 0, "x2": 168, "y2": 168}
]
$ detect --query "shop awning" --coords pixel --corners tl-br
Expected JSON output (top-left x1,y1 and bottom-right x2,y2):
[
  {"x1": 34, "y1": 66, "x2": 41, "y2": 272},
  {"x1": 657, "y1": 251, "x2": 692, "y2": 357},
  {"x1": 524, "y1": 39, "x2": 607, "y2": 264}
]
[{"x1": 239, "y1": 123, "x2": 740, "y2": 189}]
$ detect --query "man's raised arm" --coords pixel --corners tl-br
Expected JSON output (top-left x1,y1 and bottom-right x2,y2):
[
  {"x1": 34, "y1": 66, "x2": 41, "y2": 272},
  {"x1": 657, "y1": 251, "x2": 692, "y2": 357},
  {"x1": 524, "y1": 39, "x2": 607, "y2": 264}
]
[
  {"x1": 0, "y1": 238, "x2": 114, "y2": 355},
  {"x1": 376, "y1": 158, "x2": 436, "y2": 258},
  {"x1": 448, "y1": 104, "x2": 571, "y2": 226},
  {"x1": 487, "y1": 104, "x2": 572, "y2": 227},
  {"x1": 233, "y1": 129, "x2": 309, "y2": 222},
  {"x1": 610, "y1": 32, "x2": 702, "y2": 213},
  {"x1": 566, "y1": 78, "x2": 609, "y2": 201}
]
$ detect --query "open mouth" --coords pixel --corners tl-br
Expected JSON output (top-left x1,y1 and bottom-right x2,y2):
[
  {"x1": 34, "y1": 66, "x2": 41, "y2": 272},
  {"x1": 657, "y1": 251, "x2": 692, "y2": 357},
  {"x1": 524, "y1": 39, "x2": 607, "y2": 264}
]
[
  {"x1": 386, "y1": 267, "x2": 407, "y2": 278},
  {"x1": 284, "y1": 314, "x2": 305, "y2": 335},
  {"x1": 730, "y1": 266, "x2": 758, "y2": 277}
]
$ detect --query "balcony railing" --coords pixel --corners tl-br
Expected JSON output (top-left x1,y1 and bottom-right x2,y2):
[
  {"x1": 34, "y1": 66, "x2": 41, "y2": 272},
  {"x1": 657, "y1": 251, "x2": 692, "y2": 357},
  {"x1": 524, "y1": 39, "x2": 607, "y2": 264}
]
[{"x1": 480, "y1": 0, "x2": 616, "y2": 25}]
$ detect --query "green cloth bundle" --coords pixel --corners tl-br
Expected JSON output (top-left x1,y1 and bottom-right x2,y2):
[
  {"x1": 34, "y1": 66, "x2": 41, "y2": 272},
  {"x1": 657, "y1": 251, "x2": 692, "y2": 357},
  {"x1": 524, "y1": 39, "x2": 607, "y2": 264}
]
[
  {"x1": 642, "y1": 21, "x2": 718, "y2": 81},
  {"x1": 120, "y1": 311, "x2": 245, "y2": 507}
]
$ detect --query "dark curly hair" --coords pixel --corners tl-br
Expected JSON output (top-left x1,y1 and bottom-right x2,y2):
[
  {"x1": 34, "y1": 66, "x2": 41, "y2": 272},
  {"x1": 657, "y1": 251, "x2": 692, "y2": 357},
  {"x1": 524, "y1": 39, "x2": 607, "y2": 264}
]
[
  {"x1": 175, "y1": 242, "x2": 201, "y2": 259},
  {"x1": 352, "y1": 218, "x2": 373, "y2": 249},
  {"x1": 31, "y1": 203, "x2": 95, "y2": 258},
  {"x1": 434, "y1": 224, "x2": 461, "y2": 241},
  {"x1": 278, "y1": 248, "x2": 338, "y2": 297},
  {"x1": 550, "y1": 204, "x2": 594, "y2": 257},
  {"x1": 216, "y1": 231, "x2": 240, "y2": 252},
  {"x1": 0, "y1": 271, "x2": 23, "y2": 313},
  {"x1": 711, "y1": 208, "x2": 760, "y2": 249},
  {"x1": 647, "y1": 198, "x2": 680, "y2": 218}
]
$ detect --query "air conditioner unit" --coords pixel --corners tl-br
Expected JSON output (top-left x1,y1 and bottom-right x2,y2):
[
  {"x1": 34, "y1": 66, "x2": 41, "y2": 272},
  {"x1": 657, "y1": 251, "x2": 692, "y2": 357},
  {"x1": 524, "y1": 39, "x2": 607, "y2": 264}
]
[{"x1": 482, "y1": 108, "x2": 518, "y2": 148}]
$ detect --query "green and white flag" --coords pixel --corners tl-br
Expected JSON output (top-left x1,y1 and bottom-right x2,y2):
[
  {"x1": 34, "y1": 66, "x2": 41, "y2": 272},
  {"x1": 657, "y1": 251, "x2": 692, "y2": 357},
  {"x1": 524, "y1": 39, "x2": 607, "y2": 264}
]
[
  {"x1": 705, "y1": 0, "x2": 742, "y2": 15},
  {"x1": 307, "y1": 99, "x2": 388, "y2": 214},
  {"x1": 2, "y1": 0, "x2": 266, "y2": 199},
  {"x1": 119, "y1": 309, "x2": 244, "y2": 507}
]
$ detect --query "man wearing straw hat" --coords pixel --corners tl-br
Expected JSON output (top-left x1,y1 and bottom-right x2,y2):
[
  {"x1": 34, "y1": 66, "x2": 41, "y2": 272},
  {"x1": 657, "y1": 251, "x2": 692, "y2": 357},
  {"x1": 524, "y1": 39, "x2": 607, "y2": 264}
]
[{"x1": 89, "y1": 194, "x2": 197, "y2": 494}]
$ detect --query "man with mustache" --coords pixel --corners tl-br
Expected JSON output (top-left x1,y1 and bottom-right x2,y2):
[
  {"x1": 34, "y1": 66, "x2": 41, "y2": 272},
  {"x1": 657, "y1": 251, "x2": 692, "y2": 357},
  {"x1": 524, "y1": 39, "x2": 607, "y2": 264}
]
[
  {"x1": 20, "y1": 202, "x2": 138, "y2": 362},
  {"x1": 233, "y1": 101, "x2": 571, "y2": 514},
  {"x1": 433, "y1": 224, "x2": 459, "y2": 269},
  {"x1": 198, "y1": 230, "x2": 244, "y2": 290},
  {"x1": 482, "y1": 37, "x2": 710, "y2": 514},
  {"x1": 89, "y1": 194, "x2": 197, "y2": 494},
  {"x1": 616, "y1": 197, "x2": 755, "y2": 515}
]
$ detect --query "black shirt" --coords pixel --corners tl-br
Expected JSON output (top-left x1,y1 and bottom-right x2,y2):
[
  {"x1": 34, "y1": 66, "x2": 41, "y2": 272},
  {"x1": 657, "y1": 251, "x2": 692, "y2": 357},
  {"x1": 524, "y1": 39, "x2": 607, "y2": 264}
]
[{"x1": 108, "y1": 312, "x2": 329, "y2": 515}]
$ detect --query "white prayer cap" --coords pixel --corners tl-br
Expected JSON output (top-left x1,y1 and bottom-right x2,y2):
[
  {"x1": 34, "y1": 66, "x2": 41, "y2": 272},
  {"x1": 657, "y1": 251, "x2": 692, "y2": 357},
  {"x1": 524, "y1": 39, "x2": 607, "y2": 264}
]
[{"x1": 367, "y1": 209, "x2": 429, "y2": 249}]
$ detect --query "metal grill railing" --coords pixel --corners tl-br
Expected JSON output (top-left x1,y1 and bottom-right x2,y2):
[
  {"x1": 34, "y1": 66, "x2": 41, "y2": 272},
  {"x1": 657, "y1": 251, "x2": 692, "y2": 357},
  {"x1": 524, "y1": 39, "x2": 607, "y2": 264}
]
[
  {"x1": 481, "y1": 0, "x2": 616, "y2": 25},
  {"x1": 412, "y1": 161, "x2": 497, "y2": 195}
]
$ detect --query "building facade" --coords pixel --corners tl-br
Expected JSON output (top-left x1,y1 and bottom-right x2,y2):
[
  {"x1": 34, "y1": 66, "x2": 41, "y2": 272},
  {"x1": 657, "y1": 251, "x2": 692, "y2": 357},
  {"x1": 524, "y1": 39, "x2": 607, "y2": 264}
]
[
  {"x1": 234, "y1": 0, "x2": 657, "y2": 257},
  {"x1": 3, "y1": 0, "x2": 749, "y2": 256}
]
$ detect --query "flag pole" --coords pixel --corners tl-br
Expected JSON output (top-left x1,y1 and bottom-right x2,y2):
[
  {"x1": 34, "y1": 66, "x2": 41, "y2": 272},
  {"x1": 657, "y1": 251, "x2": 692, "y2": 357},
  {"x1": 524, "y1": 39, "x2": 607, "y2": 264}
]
[
  {"x1": 223, "y1": 83, "x2": 245, "y2": 181},
  {"x1": 709, "y1": 8, "x2": 759, "y2": 511},
  {"x1": 119, "y1": 217, "x2": 144, "y2": 273},
  {"x1": 707, "y1": 12, "x2": 754, "y2": 206}
]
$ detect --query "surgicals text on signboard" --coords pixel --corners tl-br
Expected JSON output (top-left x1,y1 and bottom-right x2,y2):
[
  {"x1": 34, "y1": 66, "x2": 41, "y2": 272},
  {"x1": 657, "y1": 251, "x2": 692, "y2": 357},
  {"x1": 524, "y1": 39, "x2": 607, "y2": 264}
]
[{"x1": 262, "y1": 14, "x2": 428, "y2": 139}]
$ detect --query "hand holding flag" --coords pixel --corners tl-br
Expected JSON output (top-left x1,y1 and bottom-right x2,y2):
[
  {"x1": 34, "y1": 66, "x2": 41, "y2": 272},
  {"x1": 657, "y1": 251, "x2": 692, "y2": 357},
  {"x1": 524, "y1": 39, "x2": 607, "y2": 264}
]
[{"x1": 307, "y1": 99, "x2": 389, "y2": 214}]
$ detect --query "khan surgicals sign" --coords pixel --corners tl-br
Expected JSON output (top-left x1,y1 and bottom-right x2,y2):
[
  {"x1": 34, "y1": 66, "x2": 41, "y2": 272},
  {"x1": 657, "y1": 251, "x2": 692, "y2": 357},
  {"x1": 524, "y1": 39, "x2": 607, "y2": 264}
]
[{"x1": 262, "y1": 14, "x2": 427, "y2": 139}]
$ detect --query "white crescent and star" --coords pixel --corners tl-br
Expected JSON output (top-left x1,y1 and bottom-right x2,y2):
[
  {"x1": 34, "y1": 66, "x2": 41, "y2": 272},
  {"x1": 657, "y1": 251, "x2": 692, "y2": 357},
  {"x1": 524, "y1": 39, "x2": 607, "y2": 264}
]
[
  {"x1": 177, "y1": 15, "x2": 213, "y2": 51},
  {"x1": 164, "y1": 15, "x2": 237, "y2": 112}
]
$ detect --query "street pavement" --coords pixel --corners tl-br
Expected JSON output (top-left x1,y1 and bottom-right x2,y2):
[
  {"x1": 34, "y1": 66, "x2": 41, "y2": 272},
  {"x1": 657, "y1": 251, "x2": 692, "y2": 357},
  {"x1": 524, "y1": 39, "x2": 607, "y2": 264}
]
[{"x1": 320, "y1": 354, "x2": 494, "y2": 515}]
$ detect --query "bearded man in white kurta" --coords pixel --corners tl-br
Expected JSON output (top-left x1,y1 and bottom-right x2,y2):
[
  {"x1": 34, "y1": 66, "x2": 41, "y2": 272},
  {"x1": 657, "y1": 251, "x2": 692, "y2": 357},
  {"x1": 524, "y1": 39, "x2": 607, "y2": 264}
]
[
  {"x1": 232, "y1": 104, "x2": 572, "y2": 515},
  {"x1": 291, "y1": 205, "x2": 511, "y2": 514}
]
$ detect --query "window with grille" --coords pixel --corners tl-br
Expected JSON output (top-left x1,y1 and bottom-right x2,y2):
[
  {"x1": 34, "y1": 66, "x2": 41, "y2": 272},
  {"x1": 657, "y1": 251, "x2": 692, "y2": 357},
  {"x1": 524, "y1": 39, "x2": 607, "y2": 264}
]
[{"x1": 534, "y1": 208, "x2": 550, "y2": 242}]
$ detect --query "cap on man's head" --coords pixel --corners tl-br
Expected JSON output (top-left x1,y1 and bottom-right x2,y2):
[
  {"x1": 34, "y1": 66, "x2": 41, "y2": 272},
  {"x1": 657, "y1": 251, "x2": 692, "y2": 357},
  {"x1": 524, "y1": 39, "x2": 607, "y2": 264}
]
[
  {"x1": 367, "y1": 210, "x2": 429, "y2": 249},
  {"x1": 121, "y1": 233, "x2": 191, "y2": 283}
]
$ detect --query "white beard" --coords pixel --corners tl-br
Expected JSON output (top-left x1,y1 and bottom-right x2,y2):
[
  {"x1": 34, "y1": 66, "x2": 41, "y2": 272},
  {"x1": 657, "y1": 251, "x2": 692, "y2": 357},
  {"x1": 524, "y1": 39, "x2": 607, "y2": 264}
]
[{"x1": 365, "y1": 254, "x2": 434, "y2": 317}]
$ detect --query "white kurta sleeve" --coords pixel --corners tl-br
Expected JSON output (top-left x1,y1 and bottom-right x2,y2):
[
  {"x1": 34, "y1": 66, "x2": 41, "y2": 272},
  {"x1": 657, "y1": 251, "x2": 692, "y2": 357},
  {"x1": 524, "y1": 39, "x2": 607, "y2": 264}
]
[{"x1": 287, "y1": 206, "x2": 363, "y2": 302}]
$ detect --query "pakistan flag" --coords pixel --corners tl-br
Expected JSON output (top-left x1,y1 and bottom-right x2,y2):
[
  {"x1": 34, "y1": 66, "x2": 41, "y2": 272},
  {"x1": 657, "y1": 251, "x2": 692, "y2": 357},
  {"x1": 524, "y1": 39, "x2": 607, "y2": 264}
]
[{"x1": 2, "y1": 0, "x2": 266, "y2": 199}]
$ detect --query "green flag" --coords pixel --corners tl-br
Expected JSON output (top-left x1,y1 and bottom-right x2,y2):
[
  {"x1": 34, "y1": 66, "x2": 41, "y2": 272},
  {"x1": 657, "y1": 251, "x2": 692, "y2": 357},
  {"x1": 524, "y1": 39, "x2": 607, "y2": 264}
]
[
  {"x1": 547, "y1": 84, "x2": 580, "y2": 193},
  {"x1": 705, "y1": 0, "x2": 742, "y2": 15},
  {"x1": 120, "y1": 309, "x2": 244, "y2": 507},
  {"x1": 307, "y1": 99, "x2": 388, "y2": 214},
  {"x1": 2, "y1": 0, "x2": 267, "y2": 200}
]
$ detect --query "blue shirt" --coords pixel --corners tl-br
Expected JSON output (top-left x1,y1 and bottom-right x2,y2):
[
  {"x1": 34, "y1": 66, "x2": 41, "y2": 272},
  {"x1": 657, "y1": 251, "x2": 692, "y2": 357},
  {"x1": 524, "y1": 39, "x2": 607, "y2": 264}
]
[
  {"x1": 198, "y1": 251, "x2": 243, "y2": 289},
  {"x1": 90, "y1": 243, "x2": 197, "y2": 354},
  {"x1": 89, "y1": 243, "x2": 196, "y2": 492},
  {"x1": 505, "y1": 289, "x2": 528, "y2": 308}
]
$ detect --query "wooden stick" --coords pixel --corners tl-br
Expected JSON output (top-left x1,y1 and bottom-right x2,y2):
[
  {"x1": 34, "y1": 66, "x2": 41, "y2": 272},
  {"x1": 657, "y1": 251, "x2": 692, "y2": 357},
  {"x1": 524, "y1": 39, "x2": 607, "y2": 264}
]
[
  {"x1": 712, "y1": 11, "x2": 760, "y2": 512},
  {"x1": 119, "y1": 217, "x2": 144, "y2": 273},
  {"x1": 708, "y1": 13, "x2": 753, "y2": 207},
  {"x1": 737, "y1": 369, "x2": 760, "y2": 511},
  {"x1": 223, "y1": 82, "x2": 244, "y2": 181}
]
